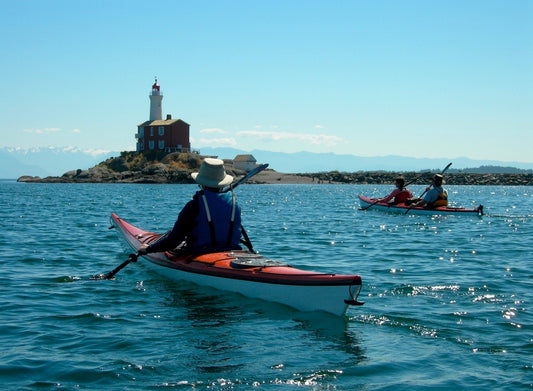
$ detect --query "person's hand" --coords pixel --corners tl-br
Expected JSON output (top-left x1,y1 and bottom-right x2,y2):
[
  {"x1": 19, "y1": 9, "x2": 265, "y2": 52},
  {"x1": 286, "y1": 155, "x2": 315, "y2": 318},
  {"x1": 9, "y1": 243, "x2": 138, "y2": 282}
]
[{"x1": 138, "y1": 244, "x2": 149, "y2": 255}]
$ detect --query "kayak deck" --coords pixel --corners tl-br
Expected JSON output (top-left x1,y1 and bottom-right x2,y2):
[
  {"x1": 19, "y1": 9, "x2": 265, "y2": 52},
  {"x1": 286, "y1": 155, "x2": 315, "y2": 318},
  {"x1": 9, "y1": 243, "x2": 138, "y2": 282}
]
[{"x1": 110, "y1": 213, "x2": 364, "y2": 315}]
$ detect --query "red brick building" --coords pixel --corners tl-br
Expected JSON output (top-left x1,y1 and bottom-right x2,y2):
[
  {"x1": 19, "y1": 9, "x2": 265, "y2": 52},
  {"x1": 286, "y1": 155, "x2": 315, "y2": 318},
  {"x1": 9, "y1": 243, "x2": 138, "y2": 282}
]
[{"x1": 136, "y1": 79, "x2": 191, "y2": 153}]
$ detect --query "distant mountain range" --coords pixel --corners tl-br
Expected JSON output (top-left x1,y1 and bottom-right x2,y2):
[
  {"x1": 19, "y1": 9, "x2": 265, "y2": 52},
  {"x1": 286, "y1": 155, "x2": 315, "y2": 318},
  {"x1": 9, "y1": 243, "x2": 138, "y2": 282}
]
[
  {"x1": 199, "y1": 147, "x2": 533, "y2": 174},
  {"x1": 1, "y1": 147, "x2": 117, "y2": 178},
  {"x1": 2, "y1": 146, "x2": 532, "y2": 179}
]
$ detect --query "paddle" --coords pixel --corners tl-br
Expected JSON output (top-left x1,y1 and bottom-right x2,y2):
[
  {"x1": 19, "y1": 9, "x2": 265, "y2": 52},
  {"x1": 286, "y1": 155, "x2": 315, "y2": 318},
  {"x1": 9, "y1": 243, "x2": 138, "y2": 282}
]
[
  {"x1": 359, "y1": 198, "x2": 385, "y2": 211},
  {"x1": 240, "y1": 224, "x2": 256, "y2": 253},
  {"x1": 404, "y1": 162, "x2": 452, "y2": 215},
  {"x1": 222, "y1": 163, "x2": 269, "y2": 193},
  {"x1": 91, "y1": 253, "x2": 138, "y2": 280},
  {"x1": 359, "y1": 172, "x2": 427, "y2": 211},
  {"x1": 224, "y1": 165, "x2": 269, "y2": 253},
  {"x1": 94, "y1": 163, "x2": 269, "y2": 280}
]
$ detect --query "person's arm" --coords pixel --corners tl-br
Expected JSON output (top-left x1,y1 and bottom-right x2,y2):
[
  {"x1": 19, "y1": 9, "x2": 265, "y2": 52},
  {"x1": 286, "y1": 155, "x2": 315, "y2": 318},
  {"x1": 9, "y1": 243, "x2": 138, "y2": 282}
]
[
  {"x1": 379, "y1": 188, "x2": 400, "y2": 203},
  {"x1": 410, "y1": 198, "x2": 426, "y2": 207},
  {"x1": 139, "y1": 199, "x2": 198, "y2": 254},
  {"x1": 409, "y1": 185, "x2": 437, "y2": 207}
]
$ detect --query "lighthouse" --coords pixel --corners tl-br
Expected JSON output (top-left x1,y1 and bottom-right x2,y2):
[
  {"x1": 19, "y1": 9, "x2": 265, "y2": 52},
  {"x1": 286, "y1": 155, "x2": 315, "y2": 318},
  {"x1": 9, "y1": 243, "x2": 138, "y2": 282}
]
[
  {"x1": 136, "y1": 78, "x2": 191, "y2": 153},
  {"x1": 149, "y1": 77, "x2": 163, "y2": 121}
]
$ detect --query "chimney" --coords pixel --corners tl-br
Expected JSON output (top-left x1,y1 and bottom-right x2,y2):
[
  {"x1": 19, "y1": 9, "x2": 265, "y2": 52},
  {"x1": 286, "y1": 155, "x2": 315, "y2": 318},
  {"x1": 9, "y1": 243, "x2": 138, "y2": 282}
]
[{"x1": 166, "y1": 114, "x2": 172, "y2": 120}]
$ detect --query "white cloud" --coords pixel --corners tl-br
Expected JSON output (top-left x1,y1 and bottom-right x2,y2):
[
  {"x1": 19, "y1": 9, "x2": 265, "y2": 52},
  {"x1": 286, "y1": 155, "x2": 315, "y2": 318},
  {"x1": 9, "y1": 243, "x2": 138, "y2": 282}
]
[
  {"x1": 83, "y1": 148, "x2": 114, "y2": 157},
  {"x1": 236, "y1": 130, "x2": 342, "y2": 146},
  {"x1": 198, "y1": 137, "x2": 238, "y2": 147},
  {"x1": 62, "y1": 146, "x2": 81, "y2": 152},
  {"x1": 59, "y1": 146, "x2": 115, "y2": 157},
  {"x1": 72, "y1": 129, "x2": 82, "y2": 134},
  {"x1": 199, "y1": 128, "x2": 228, "y2": 134},
  {"x1": 23, "y1": 128, "x2": 62, "y2": 134}
]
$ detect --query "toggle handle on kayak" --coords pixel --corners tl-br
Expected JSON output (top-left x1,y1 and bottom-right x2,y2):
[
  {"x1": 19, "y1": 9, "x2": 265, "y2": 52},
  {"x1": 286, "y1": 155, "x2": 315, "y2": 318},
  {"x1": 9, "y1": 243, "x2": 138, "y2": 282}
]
[{"x1": 345, "y1": 283, "x2": 365, "y2": 306}]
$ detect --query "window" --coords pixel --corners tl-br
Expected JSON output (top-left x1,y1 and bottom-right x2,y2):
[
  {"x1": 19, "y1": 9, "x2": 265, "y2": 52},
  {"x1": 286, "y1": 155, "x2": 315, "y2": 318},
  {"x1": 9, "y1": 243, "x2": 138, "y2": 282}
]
[
  {"x1": 139, "y1": 127, "x2": 144, "y2": 137},
  {"x1": 158, "y1": 140, "x2": 165, "y2": 149},
  {"x1": 150, "y1": 127, "x2": 154, "y2": 137},
  {"x1": 148, "y1": 140, "x2": 155, "y2": 150},
  {"x1": 158, "y1": 126, "x2": 165, "y2": 136}
]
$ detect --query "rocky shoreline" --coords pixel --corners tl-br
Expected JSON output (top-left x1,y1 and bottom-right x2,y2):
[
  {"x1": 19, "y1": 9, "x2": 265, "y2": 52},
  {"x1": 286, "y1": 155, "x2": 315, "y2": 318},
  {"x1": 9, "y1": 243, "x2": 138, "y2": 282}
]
[
  {"x1": 277, "y1": 171, "x2": 533, "y2": 186},
  {"x1": 17, "y1": 152, "x2": 533, "y2": 186}
]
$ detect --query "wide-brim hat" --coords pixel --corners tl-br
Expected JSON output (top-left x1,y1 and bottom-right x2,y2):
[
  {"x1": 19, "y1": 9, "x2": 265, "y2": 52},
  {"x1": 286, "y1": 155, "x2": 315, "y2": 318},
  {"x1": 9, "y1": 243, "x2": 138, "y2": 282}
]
[
  {"x1": 191, "y1": 158, "x2": 233, "y2": 188},
  {"x1": 433, "y1": 174, "x2": 445, "y2": 185}
]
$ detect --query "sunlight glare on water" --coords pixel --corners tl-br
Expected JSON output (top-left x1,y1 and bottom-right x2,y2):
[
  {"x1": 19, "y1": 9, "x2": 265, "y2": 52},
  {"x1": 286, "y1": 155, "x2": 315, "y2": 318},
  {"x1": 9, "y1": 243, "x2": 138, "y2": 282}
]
[{"x1": 0, "y1": 181, "x2": 531, "y2": 389}]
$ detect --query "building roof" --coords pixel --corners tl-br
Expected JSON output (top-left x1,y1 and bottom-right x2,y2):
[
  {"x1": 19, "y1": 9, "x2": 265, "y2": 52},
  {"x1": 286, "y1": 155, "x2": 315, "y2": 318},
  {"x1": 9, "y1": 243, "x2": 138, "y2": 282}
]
[
  {"x1": 234, "y1": 154, "x2": 256, "y2": 162},
  {"x1": 138, "y1": 119, "x2": 190, "y2": 127}
]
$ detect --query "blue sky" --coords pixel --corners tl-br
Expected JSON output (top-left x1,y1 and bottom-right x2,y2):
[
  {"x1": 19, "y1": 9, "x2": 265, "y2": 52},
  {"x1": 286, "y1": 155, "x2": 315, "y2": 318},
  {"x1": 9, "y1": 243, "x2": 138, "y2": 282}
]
[{"x1": 1, "y1": 0, "x2": 532, "y2": 163}]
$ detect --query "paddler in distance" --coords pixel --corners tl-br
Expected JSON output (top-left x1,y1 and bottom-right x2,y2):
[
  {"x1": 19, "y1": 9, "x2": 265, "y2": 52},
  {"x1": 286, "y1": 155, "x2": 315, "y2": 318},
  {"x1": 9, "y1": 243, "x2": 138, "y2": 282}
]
[{"x1": 138, "y1": 158, "x2": 243, "y2": 255}]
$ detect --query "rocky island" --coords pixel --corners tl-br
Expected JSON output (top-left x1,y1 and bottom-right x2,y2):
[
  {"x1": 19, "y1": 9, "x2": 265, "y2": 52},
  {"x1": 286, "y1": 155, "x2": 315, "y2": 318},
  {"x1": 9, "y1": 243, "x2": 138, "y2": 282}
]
[{"x1": 17, "y1": 151, "x2": 533, "y2": 186}]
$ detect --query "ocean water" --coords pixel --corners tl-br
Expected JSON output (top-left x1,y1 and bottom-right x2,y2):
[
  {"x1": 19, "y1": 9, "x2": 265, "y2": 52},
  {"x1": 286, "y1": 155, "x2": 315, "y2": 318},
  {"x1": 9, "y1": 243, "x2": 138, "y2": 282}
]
[{"x1": 1, "y1": 181, "x2": 531, "y2": 390}]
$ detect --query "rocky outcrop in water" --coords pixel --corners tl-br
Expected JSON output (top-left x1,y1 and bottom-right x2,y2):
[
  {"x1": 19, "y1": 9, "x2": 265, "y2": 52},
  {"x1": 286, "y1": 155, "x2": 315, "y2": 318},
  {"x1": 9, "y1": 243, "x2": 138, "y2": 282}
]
[
  {"x1": 18, "y1": 152, "x2": 244, "y2": 184},
  {"x1": 17, "y1": 152, "x2": 533, "y2": 186}
]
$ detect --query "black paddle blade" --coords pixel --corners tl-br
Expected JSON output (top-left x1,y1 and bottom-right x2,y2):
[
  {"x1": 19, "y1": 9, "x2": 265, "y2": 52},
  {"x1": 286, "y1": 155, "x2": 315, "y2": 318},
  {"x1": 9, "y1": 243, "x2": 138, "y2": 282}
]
[
  {"x1": 223, "y1": 163, "x2": 269, "y2": 193},
  {"x1": 91, "y1": 254, "x2": 138, "y2": 280}
]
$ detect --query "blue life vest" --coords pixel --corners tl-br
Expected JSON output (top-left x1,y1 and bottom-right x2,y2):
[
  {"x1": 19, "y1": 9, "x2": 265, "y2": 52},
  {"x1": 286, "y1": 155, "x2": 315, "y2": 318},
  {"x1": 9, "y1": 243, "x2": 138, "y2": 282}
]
[
  {"x1": 190, "y1": 190, "x2": 242, "y2": 251},
  {"x1": 431, "y1": 187, "x2": 448, "y2": 207}
]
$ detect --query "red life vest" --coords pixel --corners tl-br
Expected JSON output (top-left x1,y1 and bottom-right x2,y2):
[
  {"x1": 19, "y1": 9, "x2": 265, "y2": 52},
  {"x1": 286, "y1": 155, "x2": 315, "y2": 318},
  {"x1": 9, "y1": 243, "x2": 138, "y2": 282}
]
[{"x1": 395, "y1": 189, "x2": 413, "y2": 203}]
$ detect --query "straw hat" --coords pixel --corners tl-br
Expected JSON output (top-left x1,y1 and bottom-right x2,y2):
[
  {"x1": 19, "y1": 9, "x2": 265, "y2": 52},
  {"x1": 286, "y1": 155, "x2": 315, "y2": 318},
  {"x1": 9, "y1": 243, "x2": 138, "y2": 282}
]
[{"x1": 191, "y1": 158, "x2": 233, "y2": 188}]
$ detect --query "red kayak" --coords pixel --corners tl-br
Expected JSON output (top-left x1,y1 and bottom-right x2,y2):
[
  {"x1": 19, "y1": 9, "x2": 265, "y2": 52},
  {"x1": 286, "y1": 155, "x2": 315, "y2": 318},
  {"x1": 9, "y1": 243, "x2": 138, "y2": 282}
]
[
  {"x1": 110, "y1": 213, "x2": 364, "y2": 315},
  {"x1": 359, "y1": 195, "x2": 484, "y2": 216}
]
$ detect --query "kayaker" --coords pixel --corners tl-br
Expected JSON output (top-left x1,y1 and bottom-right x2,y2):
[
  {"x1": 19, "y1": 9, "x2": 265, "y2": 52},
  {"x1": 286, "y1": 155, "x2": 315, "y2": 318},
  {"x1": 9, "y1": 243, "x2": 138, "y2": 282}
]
[
  {"x1": 405, "y1": 174, "x2": 448, "y2": 208},
  {"x1": 138, "y1": 158, "x2": 242, "y2": 255},
  {"x1": 377, "y1": 176, "x2": 413, "y2": 204}
]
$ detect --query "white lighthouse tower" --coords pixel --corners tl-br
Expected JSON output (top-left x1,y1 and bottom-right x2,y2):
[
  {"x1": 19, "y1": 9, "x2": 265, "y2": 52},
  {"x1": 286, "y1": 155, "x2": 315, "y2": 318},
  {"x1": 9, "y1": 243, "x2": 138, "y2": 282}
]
[{"x1": 149, "y1": 77, "x2": 163, "y2": 121}]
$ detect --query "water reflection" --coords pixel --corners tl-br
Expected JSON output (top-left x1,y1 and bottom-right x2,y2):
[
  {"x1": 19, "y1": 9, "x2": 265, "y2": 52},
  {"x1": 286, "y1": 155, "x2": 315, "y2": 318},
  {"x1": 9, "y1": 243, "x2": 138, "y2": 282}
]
[{"x1": 152, "y1": 277, "x2": 367, "y2": 375}]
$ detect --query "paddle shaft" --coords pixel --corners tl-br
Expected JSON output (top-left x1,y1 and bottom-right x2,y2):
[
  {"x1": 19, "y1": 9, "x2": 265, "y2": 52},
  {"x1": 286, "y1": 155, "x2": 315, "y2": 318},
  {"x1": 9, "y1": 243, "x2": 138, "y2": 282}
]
[
  {"x1": 94, "y1": 253, "x2": 138, "y2": 280},
  {"x1": 222, "y1": 164, "x2": 269, "y2": 251},
  {"x1": 240, "y1": 224, "x2": 256, "y2": 253},
  {"x1": 404, "y1": 172, "x2": 427, "y2": 187}
]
